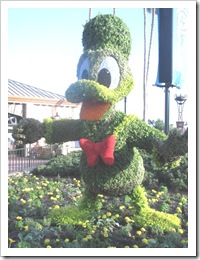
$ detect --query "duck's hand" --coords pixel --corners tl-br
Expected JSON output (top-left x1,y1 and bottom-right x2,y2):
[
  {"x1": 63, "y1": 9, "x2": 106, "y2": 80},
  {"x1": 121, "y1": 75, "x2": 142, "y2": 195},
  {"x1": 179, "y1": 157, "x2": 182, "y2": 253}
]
[
  {"x1": 153, "y1": 128, "x2": 188, "y2": 163},
  {"x1": 12, "y1": 118, "x2": 44, "y2": 146}
]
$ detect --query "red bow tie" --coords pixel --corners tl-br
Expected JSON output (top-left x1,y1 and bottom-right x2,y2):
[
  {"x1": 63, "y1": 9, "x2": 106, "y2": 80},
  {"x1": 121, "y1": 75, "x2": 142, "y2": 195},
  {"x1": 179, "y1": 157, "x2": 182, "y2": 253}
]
[{"x1": 79, "y1": 135, "x2": 116, "y2": 167}]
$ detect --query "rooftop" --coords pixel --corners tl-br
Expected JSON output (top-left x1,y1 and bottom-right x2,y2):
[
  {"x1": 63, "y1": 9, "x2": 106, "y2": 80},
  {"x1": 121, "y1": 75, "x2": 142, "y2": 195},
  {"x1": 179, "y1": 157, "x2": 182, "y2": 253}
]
[{"x1": 8, "y1": 79, "x2": 78, "y2": 106}]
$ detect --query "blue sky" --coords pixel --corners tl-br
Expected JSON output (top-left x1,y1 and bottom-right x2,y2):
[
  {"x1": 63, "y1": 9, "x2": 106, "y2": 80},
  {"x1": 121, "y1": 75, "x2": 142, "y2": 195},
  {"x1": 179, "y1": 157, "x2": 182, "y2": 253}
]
[{"x1": 6, "y1": 2, "x2": 196, "y2": 126}]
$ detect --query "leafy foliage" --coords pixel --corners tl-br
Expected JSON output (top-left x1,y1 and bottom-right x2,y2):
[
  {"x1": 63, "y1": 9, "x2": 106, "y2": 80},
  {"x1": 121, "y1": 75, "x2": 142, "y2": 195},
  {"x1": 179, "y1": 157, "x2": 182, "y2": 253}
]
[
  {"x1": 82, "y1": 14, "x2": 132, "y2": 59},
  {"x1": 141, "y1": 149, "x2": 188, "y2": 192},
  {"x1": 8, "y1": 173, "x2": 188, "y2": 248},
  {"x1": 31, "y1": 151, "x2": 81, "y2": 178},
  {"x1": 12, "y1": 118, "x2": 44, "y2": 145},
  {"x1": 48, "y1": 206, "x2": 90, "y2": 226},
  {"x1": 130, "y1": 186, "x2": 181, "y2": 232},
  {"x1": 80, "y1": 147, "x2": 145, "y2": 196}
]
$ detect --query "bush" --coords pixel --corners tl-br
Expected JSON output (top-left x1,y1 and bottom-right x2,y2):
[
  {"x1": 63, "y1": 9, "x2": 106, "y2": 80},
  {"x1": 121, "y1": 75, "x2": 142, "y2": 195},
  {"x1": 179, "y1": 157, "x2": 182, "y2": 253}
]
[
  {"x1": 31, "y1": 151, "x2": 81, "y2": 178},
  {"x1": 140, "y1": 149, "x2": 188, "y2": 192},
  {"x1": 12, "y1": 118, "x2": 44, "y2": 145}
]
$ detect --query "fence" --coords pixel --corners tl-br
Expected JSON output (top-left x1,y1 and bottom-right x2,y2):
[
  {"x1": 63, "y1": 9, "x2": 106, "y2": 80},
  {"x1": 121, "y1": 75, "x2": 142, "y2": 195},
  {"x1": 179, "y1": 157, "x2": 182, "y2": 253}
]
[{"x1": 8, "y1": 147, "x2": 50, "y2": 174}]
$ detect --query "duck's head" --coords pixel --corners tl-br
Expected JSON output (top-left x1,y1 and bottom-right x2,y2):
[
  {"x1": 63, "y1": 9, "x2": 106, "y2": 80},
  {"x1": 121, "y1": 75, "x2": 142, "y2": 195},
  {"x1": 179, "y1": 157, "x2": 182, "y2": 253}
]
[{"x1": 65, "y1": 14, "x2": 134, "y2": 121}]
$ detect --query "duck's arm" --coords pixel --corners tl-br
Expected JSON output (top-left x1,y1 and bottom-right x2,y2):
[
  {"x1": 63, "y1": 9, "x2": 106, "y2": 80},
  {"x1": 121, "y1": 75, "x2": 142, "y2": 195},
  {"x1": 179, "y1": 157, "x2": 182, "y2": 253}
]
[
  {"x1": 44, "y1": 118, "x2": 84, "y2": 144},
  {"x1": 12, "y1": 118, "x2": 84, "y2": 145},
  {"x1": 125, "y1": 115, "x2": 188, "y2": 164}
]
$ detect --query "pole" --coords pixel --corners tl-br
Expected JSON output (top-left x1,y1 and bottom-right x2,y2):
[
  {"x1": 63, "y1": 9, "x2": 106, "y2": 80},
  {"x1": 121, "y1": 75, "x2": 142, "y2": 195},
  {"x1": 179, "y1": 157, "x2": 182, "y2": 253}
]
[
  {"x1": 89, "y1": 8, "x2": 92, "y2": 20},
  {"x1": 124, "y1": 97, "x2": 127, "y2": 114},
  {"x1": 164, "y1": 86, "x2": 170, "y2": 134}
]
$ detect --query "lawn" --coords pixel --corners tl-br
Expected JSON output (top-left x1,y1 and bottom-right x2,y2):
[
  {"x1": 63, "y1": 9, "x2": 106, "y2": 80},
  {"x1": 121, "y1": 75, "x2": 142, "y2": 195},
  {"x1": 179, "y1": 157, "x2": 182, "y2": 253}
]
[{"x1": 8, "y1": 152, "x2": 188, "y2": 248}]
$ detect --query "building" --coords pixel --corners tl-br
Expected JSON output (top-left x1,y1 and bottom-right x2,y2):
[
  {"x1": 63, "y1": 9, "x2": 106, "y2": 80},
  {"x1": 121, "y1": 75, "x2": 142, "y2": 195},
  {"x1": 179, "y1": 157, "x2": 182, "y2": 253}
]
[{"x1": 8, "y1": 79, "x2": 81, "y2": 151}]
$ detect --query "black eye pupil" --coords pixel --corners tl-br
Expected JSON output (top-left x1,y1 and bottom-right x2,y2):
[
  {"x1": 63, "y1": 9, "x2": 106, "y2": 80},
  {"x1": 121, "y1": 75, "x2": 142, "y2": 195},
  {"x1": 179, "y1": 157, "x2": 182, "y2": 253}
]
[
  {"x1": 81, "y1": 69, "x2": 88, "y2": 80},
  {"x1": 97, "y1": 68, "x2": 111, "y2": 88}
]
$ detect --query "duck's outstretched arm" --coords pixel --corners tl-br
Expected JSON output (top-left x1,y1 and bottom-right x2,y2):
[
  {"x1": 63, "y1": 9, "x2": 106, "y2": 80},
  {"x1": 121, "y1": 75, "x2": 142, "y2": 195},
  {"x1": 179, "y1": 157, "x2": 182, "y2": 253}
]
[
  {"x1": 126, "y1": 115, "x2": 188, "y2": 164},
  {"x1": 44, "y1": 118, "x2": 84, "y2": 144},
  {"x1": 12, "y1": 118, "x2": 84, "y2": 145}
]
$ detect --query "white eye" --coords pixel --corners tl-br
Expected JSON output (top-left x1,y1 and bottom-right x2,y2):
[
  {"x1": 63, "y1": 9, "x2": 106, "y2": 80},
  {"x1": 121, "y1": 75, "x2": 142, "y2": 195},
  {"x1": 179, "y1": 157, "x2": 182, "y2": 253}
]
[
  {"x1": 78, "y1": 57, "x2": 90, "y2": 80},
  {"x1": 97, "y1": 57, "x2": 120, "y2": 89}
]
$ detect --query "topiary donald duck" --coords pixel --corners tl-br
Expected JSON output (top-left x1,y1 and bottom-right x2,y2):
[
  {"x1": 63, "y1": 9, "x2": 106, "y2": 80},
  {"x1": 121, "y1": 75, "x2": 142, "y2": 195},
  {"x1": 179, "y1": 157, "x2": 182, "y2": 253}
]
[
  {"x1": 13, "y1": 14, "x2": 188, "y2": 231},
  {"x1": 13, "y1": 14, "x2": 187, "y2": 197}
]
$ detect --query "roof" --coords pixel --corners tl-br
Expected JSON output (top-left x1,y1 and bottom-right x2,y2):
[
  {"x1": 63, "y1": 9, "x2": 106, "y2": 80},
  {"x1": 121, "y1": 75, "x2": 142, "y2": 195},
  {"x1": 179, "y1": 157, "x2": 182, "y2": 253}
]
[{"x1": 8, "y1": 79, "x2": 79, "y2": 106}]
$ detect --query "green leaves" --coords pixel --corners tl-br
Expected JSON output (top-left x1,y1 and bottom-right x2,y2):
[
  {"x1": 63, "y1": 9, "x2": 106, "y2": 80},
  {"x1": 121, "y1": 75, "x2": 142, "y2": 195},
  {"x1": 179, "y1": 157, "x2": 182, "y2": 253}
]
[
  {"x1": 12, "y1": 118, "x2": 44, "y2": 145},
  {"x1": 82, "y1": 14, "x2": 132, "y2": 59}
]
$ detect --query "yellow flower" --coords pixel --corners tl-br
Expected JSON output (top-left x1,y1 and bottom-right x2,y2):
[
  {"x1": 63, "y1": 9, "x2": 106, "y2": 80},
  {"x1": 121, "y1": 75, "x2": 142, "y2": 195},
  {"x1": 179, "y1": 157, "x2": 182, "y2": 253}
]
[
  {"x1": 64, "y1": 238, "x2": 69, "y2": 243},
  {"x1": 106, "y1": 212, "x2": 112, "y2": 217},
  {"x1": 133, "y1": 244, "x2": 139, "y2": 248},
  {"x1": 46, "y1": 245, "x2": 51, "y2": 248},
  {"x1": 102, "y1": 214, "x2": 107, "y2": 219},
  {"x1": 142, "y1": 238, "x2": 148, "y2": 244},
  {"x1": 44, "y1": 239, "x2": 50, "y2": 245},
  {"x1": 178, "y1": 229, "x2": 184, "y2": 234},
  {"x1": 103, "y1": 232, "x2": 108, "y2": 238},
  {"x1": 151, "y1": 189, "x2": 157, "y2": 194},
  {"x1": 136, "y1": 231, "x2": 142, "y2": 236},
  {"x1": 86, "y1": 235, "x2": 92, "y2": 240},
  {"x1": 125, "y1": 216, "x2": 134, "y2": 223},
  {"x1": 98, "y1": 194, "x2": 104, "y2": 198},
  {"x1": 54, "y1": 205, "x2": 60, "y2": 209},
  {"x1": 16, "y1": 216, "x2": 22, "y2": 220},
  {"x1": 23, "y1": 226, "x2": 29, "y2": 231},
  {"x1": 140, "y1": 227, "x2": 146, "y2": 232},
  {"x1": 119, "y1": 205, "x2": 126, "y2": 210},
  {"x1": 20, "y1": 198, "x2": 26, "y2": 204},
  {"x1": 9, "y1": 238, "x2": 15, "y2": 244},
  {"x1": 56, "y1": 239, "x2": 60, "y2": 242},
  {"x1": 124, "y1": 245, "x2": 129, "y2": 248},
  {"x1": 176, "y1": 207, "x2": 182, "y2": 213},
  {"x1": 50, "y1": 196, "x2": 57, "y2": 201},
  {"x1": 82, "y1": 237, "x2": 88, "y2": 242}
]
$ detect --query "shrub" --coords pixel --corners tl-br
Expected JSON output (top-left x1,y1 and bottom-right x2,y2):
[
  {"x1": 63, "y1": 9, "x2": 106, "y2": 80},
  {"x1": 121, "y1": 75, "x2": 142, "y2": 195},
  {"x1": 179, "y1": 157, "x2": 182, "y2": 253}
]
[
  {"x1": 48, "y1": 205, "x2": 90, "y2": 226},
  {"x1": 31, "y1": 151, "x2": 81, "y2": 178},
  {"x1": 12, "y1": 118, "x2": 44, "y2": 145},
  {"x1": 140, "y1": 149, "x2": 188, "y2": 192}
]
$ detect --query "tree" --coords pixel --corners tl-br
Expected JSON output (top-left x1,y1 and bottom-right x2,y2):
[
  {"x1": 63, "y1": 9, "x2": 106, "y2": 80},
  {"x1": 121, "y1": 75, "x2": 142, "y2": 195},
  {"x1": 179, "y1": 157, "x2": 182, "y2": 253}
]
[{"x1": 148, "y1": 118, "x2": 174, "y2": 132}]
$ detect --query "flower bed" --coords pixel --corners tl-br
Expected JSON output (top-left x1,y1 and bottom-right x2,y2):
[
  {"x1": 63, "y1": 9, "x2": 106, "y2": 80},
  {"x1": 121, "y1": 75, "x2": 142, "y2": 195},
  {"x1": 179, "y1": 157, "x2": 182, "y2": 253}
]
[{"x1": 8, "y1": 173, "x2": 188, "y2": 248}]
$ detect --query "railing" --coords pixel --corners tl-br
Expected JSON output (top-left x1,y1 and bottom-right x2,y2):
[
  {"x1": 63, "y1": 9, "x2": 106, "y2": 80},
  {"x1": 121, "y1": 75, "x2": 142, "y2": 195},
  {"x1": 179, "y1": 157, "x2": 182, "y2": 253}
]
[{"x1": 8, "y1": 147, "x2": 50, "y2": 174}]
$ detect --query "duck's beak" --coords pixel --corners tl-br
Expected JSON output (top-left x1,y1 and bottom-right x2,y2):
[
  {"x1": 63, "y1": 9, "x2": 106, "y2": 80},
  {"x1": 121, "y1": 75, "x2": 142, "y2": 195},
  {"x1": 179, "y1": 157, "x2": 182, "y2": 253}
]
[{"x1": 80, "y1": 99, "x2": 111, "y2": 121}]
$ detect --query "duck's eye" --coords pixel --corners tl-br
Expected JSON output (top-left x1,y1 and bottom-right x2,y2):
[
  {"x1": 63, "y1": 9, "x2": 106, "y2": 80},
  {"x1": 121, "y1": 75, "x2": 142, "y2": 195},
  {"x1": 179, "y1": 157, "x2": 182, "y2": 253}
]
[
  {"x1": 97, "y1": 57, "x2": 120, "y2": 89},
  {"x1": 81, "y1": 69, "x2": 89, "y2": 80},
  {"x1": 78, "y1": 57, "x2": 89, "y2": 80},
  {"x1": 98, "y1": 68, "x2": 111, "y2": 88}
]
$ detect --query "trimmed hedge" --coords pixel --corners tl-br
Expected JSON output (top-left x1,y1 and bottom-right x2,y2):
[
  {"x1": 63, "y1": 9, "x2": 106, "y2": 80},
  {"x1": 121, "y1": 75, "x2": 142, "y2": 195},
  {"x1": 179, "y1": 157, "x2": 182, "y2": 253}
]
[
  {"x1": 82, "y1": 14, "x2": 132, "y2": 59},
  {"x1": 31, "y1": 151, "x2": 81, "y2": 178}
]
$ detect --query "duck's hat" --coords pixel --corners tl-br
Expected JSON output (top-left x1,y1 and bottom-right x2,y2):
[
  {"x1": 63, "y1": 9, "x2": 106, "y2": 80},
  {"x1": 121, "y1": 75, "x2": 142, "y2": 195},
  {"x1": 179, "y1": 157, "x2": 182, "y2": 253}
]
[{"x1": 82, "y1": 14, "x2": 131, "y2": 60}]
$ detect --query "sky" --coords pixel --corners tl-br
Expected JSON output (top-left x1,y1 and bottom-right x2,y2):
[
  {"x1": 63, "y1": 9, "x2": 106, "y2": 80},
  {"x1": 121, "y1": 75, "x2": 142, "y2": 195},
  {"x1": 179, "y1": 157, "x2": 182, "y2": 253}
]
[{"x1": 5, "y1": 1, "x2": 196, "y2": 127}]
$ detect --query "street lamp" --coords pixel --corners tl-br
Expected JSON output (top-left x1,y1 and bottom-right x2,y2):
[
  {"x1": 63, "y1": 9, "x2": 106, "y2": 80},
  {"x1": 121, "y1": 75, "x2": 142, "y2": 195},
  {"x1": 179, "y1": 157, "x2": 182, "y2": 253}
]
[
  {"x1": 174, "y1": 94, "x2": 187, "y2": 132},
  {"x1": 51, "y1": 112, "x2": 60, "y2": 120}
]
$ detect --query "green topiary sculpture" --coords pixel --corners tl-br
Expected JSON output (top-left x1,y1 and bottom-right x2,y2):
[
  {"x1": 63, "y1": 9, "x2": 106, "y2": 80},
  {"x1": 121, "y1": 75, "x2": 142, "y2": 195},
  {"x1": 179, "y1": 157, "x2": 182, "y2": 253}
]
[{"x1": 13, "y1": 14, "x2": 188, "y2": 232}]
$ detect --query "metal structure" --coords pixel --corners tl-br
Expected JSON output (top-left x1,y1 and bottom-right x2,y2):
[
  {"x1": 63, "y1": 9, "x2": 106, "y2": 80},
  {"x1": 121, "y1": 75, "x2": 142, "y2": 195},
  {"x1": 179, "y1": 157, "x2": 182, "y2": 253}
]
[{"x1": 174, "y1": 94, "x2": 187, "y2": 131}]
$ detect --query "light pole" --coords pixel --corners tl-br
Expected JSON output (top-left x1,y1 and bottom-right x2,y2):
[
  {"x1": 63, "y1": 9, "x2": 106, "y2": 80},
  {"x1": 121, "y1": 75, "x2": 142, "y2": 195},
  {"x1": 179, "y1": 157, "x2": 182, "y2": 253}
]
[{"x1": 174, "y1": 94, "x2": 187, "y2": 132}]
